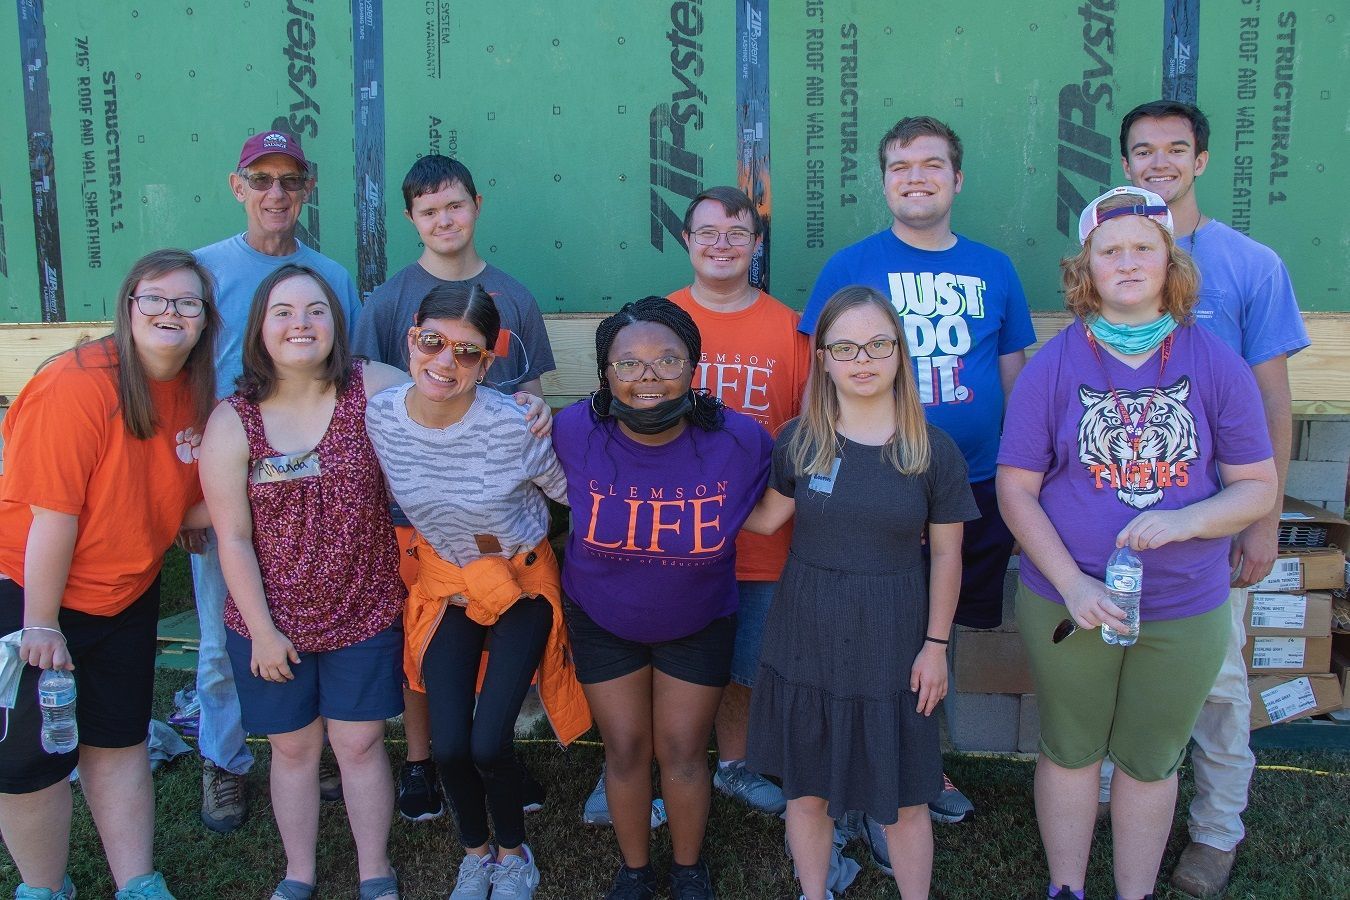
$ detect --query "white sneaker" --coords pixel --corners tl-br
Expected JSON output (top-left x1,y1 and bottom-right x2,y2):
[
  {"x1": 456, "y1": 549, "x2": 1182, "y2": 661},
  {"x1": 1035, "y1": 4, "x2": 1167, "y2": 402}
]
[
  {"x1": 448, "y1": 851, "x2": 494, "y2": 900},
  {"x1": 489, "y1": 845, "x2": 540, "y2": 899}
]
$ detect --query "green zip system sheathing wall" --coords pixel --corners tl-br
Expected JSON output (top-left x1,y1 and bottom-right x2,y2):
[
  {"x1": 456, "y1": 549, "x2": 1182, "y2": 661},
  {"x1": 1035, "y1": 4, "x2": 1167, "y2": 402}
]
[{"x1": 0, "y1": 1, "x2": 1344, "y2": 323}]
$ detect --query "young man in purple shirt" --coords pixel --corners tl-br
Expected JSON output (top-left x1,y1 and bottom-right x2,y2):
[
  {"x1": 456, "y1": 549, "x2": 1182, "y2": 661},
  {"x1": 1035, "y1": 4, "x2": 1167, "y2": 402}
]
[
  {"x1": 1102, "y1": 100, "x2": 1310, "y2": 898},
  {"x1": 803, "y1": 116, "x2": 1036, "y2": 839}
]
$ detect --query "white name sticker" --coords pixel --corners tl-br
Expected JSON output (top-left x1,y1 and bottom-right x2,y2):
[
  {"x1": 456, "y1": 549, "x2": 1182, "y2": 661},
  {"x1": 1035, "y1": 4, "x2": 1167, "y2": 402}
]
[
  {"x1": 250, "y1": 451, "x2": 321, "y2": 485},
  {"x1": 1249, "y1": 637, "x2": 1307, "y2": 669},
  {"x1": 1259, "y1": 676, "x2": 1317, "y2": 724},
  {"x1": 1249, "y1": 594, "x2": 1307, "y2": 630},
  {"x1": 808, "y1": 457, "x2": 842, "y2": 495}
]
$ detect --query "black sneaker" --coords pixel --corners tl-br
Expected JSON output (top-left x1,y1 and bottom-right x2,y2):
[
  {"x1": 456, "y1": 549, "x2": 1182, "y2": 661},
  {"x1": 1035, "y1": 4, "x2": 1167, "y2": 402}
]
[
  {"x1": 605, "y1": 864, "x2": 658, "y2": 900},
  {"x1": 669, "y1": 859, "x2": 716, "y2": 900},
  {"x1": 397, "y1": 759, "x2": 445, "y2": 822},
  {"x1": 521, "y1": 767, "x2": 546, "y2": 814}
]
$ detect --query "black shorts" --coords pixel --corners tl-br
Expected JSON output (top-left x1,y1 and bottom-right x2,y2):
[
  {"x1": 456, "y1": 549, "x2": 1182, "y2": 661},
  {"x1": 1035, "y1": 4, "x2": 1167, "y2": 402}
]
[
  {"x1": 953, "y1": 477, "x2": 1015, "y2": 629},
  {"x1": 563, "y1": 595, "x2": 736, "y2": 688},
  {"x1": 0, "y1": 576, "x2": 159, "y2": 795}
]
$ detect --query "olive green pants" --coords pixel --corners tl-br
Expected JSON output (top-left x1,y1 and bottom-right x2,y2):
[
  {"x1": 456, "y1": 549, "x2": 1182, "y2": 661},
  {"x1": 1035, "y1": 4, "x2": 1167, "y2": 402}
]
[{"x1": 1016, "y1": 581, "x2": 1229, "y2": 782}]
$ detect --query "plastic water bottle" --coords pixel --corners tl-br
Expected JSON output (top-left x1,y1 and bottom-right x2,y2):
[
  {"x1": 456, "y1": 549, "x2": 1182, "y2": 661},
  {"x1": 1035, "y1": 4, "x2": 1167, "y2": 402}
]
[
  {"x1": 1102, "y1": 545, "x2": 1142, "y2": 647},
  {"x1": 38, "y1": 669, "x2": 78, "y2": 754}
]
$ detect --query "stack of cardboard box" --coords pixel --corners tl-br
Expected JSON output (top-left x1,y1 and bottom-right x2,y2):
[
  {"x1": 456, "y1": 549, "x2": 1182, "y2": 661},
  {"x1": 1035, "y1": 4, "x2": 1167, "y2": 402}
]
[{"x1": 1245, "y1": 498, "x2": 1348, "y2": 728}]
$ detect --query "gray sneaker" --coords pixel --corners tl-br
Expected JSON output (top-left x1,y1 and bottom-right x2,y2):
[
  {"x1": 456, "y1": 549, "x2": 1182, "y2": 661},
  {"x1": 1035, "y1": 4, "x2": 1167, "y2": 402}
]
[
  {"x1": 581, "y1": 765, "x2": 668, "y2": 829},
  {"x1": 489, "y1": 846, "x2": 541, "y2": 899},
  {"x1": 201, "y1": 759, "x2": 247, "y2": 833},
  {"x1": 928, "y1": 772, "x2": 973, "y2": 823},
  {"x1": 860, "y1": 813, "x2": 893, "y2": 876},
  {"x1": 449, "y1": 851, "x2": 495, "y2": 900},
  {"x1": 713, "y1": 760, "x2": 786, "y2": 814}
]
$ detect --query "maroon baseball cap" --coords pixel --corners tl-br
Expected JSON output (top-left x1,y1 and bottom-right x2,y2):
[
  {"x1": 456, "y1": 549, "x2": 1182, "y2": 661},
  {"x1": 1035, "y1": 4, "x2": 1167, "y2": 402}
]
[{"x1": 237, "y1": 130, "x2": 309, "y2": 169}]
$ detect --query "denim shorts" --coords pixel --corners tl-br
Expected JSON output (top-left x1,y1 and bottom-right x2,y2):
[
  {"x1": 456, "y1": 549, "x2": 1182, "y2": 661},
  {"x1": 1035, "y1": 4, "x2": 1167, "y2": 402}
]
[
  {"x1": 226, "y1": 625, "x2": 404, "y2": 735},
  {"x1": 730, "y1": 580, "x2": 777, "y2": 688}
]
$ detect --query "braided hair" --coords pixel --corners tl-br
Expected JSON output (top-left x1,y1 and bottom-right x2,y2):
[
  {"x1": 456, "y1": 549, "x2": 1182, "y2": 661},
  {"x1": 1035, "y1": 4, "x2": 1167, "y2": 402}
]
[{"x1": 592, "y1": 296, "x2": 724, "y2": 431}]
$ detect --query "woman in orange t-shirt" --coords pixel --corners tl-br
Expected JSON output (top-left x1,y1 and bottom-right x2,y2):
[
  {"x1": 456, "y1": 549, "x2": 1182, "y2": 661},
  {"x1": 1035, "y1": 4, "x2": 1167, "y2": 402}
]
[{"x1": 0, "y1": 248, "x2": 220, "y2": 900}]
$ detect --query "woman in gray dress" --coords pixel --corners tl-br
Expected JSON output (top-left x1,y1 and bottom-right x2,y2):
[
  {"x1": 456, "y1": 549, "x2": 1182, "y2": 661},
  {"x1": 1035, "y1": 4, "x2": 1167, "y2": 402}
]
[{"x1": 743, "y1": 286, "x2": 978, "y2": 900}]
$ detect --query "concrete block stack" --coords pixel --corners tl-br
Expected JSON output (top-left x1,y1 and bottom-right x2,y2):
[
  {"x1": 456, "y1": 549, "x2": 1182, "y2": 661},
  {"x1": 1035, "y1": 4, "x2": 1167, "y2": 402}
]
[{"x1": 1288, "y1": 419, "x2": 1350, "y2": 516}]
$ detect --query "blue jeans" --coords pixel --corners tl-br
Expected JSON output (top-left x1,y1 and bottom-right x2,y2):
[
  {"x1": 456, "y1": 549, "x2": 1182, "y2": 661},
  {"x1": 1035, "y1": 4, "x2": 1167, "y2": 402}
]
[
  {"x1": 192, "y1": 532, "x2": 253, "y2": 774},
  {"x1": 730, "y1": 580, "x2": 776, "y2": 688}
]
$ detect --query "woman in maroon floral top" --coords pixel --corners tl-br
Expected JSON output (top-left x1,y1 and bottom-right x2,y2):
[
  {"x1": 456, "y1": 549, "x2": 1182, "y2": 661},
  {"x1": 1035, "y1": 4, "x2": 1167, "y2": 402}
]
[{"x1": 200, "y1": 264, "x2": 410, "y2": 900}]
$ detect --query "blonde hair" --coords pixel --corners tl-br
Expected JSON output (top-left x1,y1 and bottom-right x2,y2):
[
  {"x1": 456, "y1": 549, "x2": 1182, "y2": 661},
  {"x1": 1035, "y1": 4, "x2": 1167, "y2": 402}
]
[
  {"x1": 789, "y1": 286, "x2": 930, "y2": 476},
  {"x1": 1061, "y1": 192, "x2": 1200, "y2": 322}
]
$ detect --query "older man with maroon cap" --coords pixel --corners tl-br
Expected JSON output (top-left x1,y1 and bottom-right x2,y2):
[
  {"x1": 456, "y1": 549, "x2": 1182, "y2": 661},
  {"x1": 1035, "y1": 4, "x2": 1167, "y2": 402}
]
[{"x1": 188, "y1": 128, "x2": 362, "y2": 834}]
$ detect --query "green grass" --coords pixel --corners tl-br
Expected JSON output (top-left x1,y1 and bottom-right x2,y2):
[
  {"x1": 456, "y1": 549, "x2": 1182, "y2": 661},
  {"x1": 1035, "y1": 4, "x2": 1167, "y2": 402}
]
[
  {"x1": 1, "y1": 664, "x2": 1346, "y2": 899},
  {"x1": 4, "y1": 549, "x2": 1346, "y2": 897}
]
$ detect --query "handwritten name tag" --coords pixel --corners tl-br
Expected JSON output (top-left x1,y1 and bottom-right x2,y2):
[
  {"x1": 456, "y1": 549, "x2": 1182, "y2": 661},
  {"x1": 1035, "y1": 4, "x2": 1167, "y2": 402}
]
[
  {"x1": 250, "y1": 451, "x2": 321, "y2": 485},
  {"x1": 808, "y1": 457, "x2": 842, "y2": 495}
]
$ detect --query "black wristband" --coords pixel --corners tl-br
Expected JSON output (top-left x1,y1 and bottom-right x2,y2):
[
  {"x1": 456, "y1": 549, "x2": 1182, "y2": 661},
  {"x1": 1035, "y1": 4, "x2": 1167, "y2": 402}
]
[{"x1": 924, "y1": 635, "x2": 949, "y2": 646}]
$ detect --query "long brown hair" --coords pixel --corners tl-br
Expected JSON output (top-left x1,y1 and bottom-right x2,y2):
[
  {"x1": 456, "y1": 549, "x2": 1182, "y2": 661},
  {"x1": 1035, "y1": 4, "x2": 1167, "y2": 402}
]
[
  {"x1": 788, "y1": 286, "x2": 930, "y2": 476},
  {"x1": 65, "y1": 248, "x2": 220, "y2": 439},
  {"x1": 236, "y1": 264, "x2": 351, "y2": 402},
  {"x1": 1061, "y1": 192, "x2": 1200, "y2": 322}
]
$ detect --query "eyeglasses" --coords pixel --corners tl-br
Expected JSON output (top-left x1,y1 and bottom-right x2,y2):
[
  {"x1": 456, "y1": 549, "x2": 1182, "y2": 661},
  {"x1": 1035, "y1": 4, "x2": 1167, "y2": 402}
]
[
  {"x1": 240, "y1": 172, "x2": 310, "y2": 193},
  {"x1": 609, "y1": 356, "x2": 690, "y2": 382},
  {"x1": 411, "y1": 328, "x2": 489, "y2": 367},
  {"x1": 689, "y1": 228, "x2": 756, "y2": 247},
  {"x1": 825, "y1": 338, "x2": 899, "y2": 362},
  {"x1": 1052, "y1": 619, "x2": 1079, "y2": 644},
  {"x1": 131, "y1": 294, "x2": 206, "y2": 318}
]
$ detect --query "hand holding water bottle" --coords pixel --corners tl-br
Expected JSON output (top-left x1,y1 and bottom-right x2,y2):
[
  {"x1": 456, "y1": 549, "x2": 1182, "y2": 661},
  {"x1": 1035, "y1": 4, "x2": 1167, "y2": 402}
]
[
  {"x1": 1062, "y1": 572, "x2": 1129, "y2": 634},
  {"x1": 19, "y1": 624, "x2": 72, "y2": 671}
]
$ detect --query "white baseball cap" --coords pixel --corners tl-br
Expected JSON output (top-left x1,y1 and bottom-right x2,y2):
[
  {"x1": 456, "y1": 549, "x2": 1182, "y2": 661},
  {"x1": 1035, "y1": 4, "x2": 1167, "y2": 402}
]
[{"x1": 1078, "y1": 185, "x2": 1173, "y2": 245}]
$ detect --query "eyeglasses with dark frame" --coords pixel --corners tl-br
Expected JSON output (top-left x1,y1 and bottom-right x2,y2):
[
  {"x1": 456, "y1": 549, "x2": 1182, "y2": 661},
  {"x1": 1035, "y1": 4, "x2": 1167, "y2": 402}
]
[
  {"x1": 240, "y1": 172, "x2": 311, "y2": 193},
  {"x1": 825, "y1": 338, "x2": 899, "y2": 362},
  {"x1": 130, "y1": 294, "x2": 206, "y2": 318},
  {"x1": 410, "y1": 328, "x2": 490, "y2": 368},
  {"x1": 688, "y1": 228, "x2": 756, "y2": 247},
  {"x1": 609, "y1": 356, "x2": 690, "y2": 382}
]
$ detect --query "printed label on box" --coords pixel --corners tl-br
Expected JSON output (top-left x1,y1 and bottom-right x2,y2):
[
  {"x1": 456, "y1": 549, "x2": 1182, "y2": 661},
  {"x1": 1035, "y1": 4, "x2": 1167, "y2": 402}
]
[
  {"x1": 1259, "y1": 677, "x2": 1317, "y2": 724},
  {"x1": 1252, "y1": 558, "x2": 1302, "y2": 592},
  {"x1": 1250, "y1": 637, "x2": 1308, "y2": 669},
  {"x1": 1249, "y1": 594, "x2": 1307, "y2": 629}
]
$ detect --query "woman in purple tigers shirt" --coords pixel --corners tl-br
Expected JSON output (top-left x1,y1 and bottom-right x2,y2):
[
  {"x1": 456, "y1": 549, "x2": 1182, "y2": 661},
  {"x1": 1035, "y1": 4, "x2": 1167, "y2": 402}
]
[{"x1": 996, "y1": 188, "x2": 1276, "y2": 900}]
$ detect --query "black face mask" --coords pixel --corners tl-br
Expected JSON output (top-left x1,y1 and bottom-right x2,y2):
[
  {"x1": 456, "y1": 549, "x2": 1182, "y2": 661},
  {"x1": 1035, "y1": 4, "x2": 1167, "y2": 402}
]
[{"x1": 607, "y1": 392, "x2": 693, "y2": 435}]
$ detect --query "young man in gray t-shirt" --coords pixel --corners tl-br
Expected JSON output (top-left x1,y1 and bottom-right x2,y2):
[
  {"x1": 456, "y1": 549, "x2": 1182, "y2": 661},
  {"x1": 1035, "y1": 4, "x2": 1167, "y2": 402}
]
[{"x1": 353, "y1": 156, "x2": 555, "y2": 396}]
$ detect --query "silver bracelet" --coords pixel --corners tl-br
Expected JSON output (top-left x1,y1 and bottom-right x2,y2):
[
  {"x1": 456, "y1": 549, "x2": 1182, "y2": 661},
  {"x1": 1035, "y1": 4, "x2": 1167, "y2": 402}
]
[{"x1": 22, "y1": 626, "x2": 65, "y2": 640}]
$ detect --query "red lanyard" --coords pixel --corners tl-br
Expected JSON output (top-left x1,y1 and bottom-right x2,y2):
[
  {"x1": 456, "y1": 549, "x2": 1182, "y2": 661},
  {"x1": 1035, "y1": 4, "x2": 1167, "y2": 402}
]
[{"x1": 1083, "y1": 324, "x2": 1175, "y2": 457}]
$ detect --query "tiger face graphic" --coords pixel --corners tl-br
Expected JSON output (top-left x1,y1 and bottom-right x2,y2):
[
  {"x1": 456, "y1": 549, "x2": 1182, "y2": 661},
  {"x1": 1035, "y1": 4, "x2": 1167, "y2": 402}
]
[{"x1": 1077, "y1": 376, "x2": 1198, "y2": 509}]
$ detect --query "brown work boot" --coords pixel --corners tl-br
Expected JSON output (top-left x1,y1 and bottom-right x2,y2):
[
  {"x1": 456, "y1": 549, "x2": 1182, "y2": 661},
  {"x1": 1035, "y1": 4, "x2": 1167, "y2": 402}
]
[
  {"x1": 201, "y1": 758, "x2": 248, "y2": 833},
  {"x1": 1170, "y1": 841, "x2": 1237, "y2": 897}
]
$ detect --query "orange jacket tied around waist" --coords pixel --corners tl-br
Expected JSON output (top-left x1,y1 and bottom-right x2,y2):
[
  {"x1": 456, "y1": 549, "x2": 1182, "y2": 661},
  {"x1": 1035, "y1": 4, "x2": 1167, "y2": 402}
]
[{"x1": 401, "y1": 533, "x2": 591, "y2": 746}]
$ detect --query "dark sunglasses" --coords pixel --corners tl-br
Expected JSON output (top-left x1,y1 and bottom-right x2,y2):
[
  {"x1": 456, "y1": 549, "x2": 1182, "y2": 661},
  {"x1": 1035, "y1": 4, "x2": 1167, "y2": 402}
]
[
  {"x1": 241, "y1": 172, "x2": 310, "y2": 193},
  {"x1": 411, "y1": 328, "x2": 489, "y2": 367},
  {"x1": 1052, "y1": 619, "x2": 1079, "y2": 644}
]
